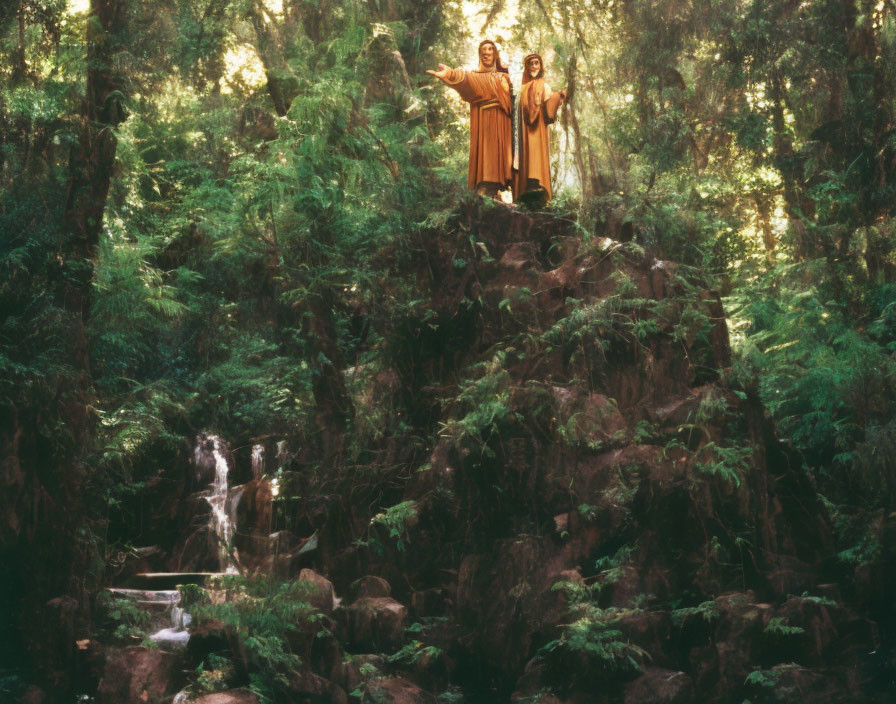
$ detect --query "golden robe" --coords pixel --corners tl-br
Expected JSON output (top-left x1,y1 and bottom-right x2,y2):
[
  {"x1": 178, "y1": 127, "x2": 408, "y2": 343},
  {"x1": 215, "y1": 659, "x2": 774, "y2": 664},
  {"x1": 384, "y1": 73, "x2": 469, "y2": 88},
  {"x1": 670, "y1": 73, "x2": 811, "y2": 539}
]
[
  {"x1": 513, "y1": 78, "x2": 564, "y2": 202},
  {"x1": 440, "y1": 67, "x2": 513, "y2": 192}
]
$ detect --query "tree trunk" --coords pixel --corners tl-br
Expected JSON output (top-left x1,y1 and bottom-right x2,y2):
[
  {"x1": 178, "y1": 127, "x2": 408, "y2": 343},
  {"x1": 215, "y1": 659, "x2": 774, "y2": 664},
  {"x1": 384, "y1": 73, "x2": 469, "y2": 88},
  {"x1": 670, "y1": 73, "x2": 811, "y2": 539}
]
[{"x1": 63, "y1": 0, "x2": 128, "y2": 369}]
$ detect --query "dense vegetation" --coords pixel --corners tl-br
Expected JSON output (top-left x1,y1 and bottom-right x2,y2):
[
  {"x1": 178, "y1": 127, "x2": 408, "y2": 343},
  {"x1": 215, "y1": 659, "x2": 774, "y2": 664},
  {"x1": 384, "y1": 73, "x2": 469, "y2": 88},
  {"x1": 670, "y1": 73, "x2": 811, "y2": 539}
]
[{"x1": 1, "y1": 0, "x2": 895, "y2": 701}]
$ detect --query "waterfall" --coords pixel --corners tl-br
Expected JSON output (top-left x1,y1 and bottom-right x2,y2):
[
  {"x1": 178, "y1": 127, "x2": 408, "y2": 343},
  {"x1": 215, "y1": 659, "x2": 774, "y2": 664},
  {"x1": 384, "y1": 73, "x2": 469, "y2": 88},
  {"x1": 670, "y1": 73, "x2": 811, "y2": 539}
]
[
  {"x1": 196, "y1": 434, "x2": 240, "y2": 574},
  {"x1": 251, "y1": 443, "x2": 264, "y2": 480},
  {"x1": 106, "y1": 588, "x2": 193, "y2": 650}
]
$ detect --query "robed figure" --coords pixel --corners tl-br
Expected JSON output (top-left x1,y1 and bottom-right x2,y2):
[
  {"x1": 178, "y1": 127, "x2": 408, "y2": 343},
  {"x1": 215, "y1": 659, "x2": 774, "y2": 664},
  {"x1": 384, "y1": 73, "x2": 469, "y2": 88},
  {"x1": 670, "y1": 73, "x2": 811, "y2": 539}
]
[
  {"x1": 428, "y1": 40, "x2": 513, "y2": 197},
  {"x1": 513, "y1": 53, "x2": 566, "y2": 206}
]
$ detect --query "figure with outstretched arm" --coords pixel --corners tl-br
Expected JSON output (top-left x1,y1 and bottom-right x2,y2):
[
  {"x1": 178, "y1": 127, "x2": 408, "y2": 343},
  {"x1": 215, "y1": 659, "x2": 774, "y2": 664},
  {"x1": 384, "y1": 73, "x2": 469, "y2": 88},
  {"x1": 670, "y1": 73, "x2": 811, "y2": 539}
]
[
  {"x1": 512, "y1": 53, "x2": 566, "y2": 207},
  {"x1": 427, "y1": 40, "x2": 513, "y2": 198}
]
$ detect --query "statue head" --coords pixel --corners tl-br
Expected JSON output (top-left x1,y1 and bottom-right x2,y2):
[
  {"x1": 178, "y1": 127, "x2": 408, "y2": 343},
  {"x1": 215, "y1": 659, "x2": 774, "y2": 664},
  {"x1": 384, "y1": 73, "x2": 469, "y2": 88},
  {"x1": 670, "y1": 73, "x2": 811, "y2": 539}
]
[
  {"x1": 479, "y1": 40, "x2": 508, "y2": 73},
  {"x1": 522, "y1": 53, "x2": 544, "y2": 83}
]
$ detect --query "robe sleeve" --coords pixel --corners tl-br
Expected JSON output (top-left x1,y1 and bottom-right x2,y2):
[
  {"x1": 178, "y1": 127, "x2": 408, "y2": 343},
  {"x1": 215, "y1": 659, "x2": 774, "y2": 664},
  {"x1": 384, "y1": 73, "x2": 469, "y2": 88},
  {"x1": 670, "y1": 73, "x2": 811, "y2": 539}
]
[
  {"x1": 439, "y1": 68, "x2": 511, "y2": 114},
  {"x1": 543, "y1": 85, "x2": 564, "y2": 125}
]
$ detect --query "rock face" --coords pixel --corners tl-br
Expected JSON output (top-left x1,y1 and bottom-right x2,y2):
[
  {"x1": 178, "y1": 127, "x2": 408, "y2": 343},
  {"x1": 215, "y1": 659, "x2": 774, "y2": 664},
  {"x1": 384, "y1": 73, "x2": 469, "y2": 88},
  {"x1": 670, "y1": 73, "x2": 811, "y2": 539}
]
[
  {"x1": 326, "y1": 199, "x2": 854, "y2": 700},
  {"x1": 96, "y1": 646, "x2": 182, "y2": 704}
]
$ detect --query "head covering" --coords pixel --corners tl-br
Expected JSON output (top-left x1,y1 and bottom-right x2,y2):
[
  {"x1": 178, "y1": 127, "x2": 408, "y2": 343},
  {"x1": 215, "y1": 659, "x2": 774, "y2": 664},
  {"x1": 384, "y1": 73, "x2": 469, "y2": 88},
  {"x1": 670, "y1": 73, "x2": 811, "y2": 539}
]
[
  {"x1": 521, "y1": 53, "x2": 547, "y2": 124},
  {"x1": 522, "y1": 53, "x2": 545, "y2": 84},
  {"x1": 478, "y1": 39, "x2": 509, "y2": 74}
]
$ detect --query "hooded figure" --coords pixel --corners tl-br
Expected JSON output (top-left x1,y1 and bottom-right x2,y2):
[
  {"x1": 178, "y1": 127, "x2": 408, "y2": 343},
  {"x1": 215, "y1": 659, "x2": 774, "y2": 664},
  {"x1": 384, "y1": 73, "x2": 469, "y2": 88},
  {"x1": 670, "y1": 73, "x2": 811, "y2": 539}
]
[
  {"x1": 428, "y1": 40, "x2": 513, "y2": 197},
  {"x1": 513, "y1": 53, "x2": 566, "y2": 205}
]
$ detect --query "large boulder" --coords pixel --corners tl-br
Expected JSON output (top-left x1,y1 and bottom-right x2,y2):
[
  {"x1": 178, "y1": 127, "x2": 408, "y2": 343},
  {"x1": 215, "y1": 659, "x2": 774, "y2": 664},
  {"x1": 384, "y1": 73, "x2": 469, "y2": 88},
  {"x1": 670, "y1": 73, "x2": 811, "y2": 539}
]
[
  {"x1": 338, "y1": 596, "x2": 407, "y2": 652},
  {"x1": 346, "y1": 575, "x2": 392, "y2": 603},
  {"x1": 288, "y1": 669, "x2": 349, "y2": 704},
  {"x1": 96, "y1": 646, "x2": 182, "y2": 704},
  {"x1": 298, "y1": 568, "x2": 336, "y2": 615}
]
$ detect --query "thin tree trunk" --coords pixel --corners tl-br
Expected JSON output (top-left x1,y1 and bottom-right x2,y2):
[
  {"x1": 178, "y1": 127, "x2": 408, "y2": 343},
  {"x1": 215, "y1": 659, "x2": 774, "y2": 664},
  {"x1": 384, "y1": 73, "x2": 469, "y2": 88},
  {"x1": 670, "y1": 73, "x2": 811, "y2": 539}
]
[{"x1": 13, "y1": 0, "x2": 26, "y2": 83}]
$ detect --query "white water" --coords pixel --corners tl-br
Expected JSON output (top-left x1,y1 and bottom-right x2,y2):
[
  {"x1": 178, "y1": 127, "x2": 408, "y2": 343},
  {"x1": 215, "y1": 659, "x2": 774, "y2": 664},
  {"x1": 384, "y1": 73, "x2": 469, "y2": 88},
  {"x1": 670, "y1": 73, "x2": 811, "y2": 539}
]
[
  {"x1": 251, "y1": 443, "x2": 264, "y2": 479},
  {"x1": 205, "y1": 436, "x2": 239, "y2": 574},
  {"x1": 148, "y1": 601, "x2": 192, "y2": 649},
  {"x1": 108, "y1": 588, "x2": 192, "y2": 651}
]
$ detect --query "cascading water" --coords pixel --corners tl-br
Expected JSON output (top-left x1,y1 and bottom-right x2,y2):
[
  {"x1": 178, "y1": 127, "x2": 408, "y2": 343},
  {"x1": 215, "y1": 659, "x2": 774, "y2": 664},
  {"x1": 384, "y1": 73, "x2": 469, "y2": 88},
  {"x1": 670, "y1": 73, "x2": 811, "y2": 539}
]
[
  {"x1": 107, "y1": 588, "x2": 192, "y2": 650},
  {"x1": 195, "y1": 434, "x2": 240, "y2": 574},
  {"x1": 251, "y1": 443, "x2": 264, "y2": 480}
]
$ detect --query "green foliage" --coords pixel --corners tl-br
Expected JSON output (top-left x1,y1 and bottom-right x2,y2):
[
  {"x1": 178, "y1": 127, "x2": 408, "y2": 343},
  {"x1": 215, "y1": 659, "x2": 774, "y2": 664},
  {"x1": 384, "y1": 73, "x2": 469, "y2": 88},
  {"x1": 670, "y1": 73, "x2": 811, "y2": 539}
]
[
  {"x1": 593, "y1": 543, "x2": 637, "y2": 591},
  {"x1": 793, "y1": 592, "x2": 837, "y2": 608},
  {"x1": 744, "y1": 668, "x2": 781, "y2": 689},
  {"x1": 763, "y1": 617, "x2": 804, "y2": 637},
  {"x1": 540, "y1": 603, "x2": 649, "y2": 676},
  {"x1": 694, "y1": 442, "x2": 752, "y2": 487},
  {"x1": 439, "y1": 353, "x2": 514, "y2": 457},
  {"x1": 187, "y1": 576, "x2": 326, "y2": 696},
  {"x1": 95, "y1": 593, "x2": 152, "y2": 642},
  {"x1": 729, "y1": 267, "x2": 896, "y2": 509},
  {"x1": 361, "y1": 499, "x2": 419, "y2": 554},
  {"x1": 670, "y1": 600, "x2": 719, "y2": 627},
  {"x1": 387, "y1": 640, "x2": 443, "y2": 667}
]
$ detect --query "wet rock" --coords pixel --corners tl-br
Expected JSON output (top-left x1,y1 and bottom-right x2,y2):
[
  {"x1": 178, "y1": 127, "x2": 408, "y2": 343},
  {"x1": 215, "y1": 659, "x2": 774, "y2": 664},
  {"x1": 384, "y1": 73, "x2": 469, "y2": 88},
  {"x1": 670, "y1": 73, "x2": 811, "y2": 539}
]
[
  {"x1": 234, "y1": 478, "x2": 273, "y2": 569},
  {"x1": 97, "y1": 646, "x2": 182, "y2": 704},
  {"x1": 347, "y1": 575, "x2": 392, "y2": 603},
  {"x1": 288, "y1": 669, "x2": 348, "y2": 704},
  {"x1": 298, "y1": 568, "x2": 336, "y2": 614},
  {"x1": 193, "y1": 690, "x2": 259, "y2": 704},
  {"x1": 364, "y1": 677, "x2": 436, "y2": 703},
  {"x1": 623, "y1": 667, "x2": 695, "y2": 704},
  {"x1": 338, "y1": 596, "x2": 407, "y2": 652}
]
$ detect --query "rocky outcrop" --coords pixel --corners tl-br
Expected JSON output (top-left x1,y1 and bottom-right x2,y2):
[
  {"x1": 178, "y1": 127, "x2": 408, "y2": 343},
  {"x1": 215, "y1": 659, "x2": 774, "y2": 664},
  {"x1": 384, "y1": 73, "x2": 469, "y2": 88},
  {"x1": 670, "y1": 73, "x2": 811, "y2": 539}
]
[{"x1": 341, "y1": 199, "x2": 852, "y2": 700}]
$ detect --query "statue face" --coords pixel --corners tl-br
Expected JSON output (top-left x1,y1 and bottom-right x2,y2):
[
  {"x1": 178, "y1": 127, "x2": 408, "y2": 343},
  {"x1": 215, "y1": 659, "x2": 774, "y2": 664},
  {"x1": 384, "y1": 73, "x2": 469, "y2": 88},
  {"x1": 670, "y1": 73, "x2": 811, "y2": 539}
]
[
  {"x1": 527, "y1": 57, "x2": 541, "y2": 78},
  {"x1": 480, "y1": 43, "x2": 495, "y2": 68}
]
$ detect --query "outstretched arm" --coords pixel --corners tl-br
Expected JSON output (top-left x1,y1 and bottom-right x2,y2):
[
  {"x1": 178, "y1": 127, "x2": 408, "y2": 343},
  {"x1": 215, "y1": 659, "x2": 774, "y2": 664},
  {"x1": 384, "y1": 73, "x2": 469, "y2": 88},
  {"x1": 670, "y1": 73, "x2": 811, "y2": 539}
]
[
  {"x1": 428, "y1": 63, "x2": 507, "y2": 107},
  {"x1": 427, "y1": 63, "x2": 464, "y2": 86}
]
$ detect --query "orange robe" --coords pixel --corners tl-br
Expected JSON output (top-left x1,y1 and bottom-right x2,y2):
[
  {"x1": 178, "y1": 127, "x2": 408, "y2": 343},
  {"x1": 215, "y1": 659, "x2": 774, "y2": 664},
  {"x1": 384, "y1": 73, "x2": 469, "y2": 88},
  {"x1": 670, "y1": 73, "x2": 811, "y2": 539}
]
[
  {"x1": 513, "y1": 79, "x2": 564, "y2": 202},
  {"x1": 440, "y1": 67, "x2": 513, "y2": 191}
]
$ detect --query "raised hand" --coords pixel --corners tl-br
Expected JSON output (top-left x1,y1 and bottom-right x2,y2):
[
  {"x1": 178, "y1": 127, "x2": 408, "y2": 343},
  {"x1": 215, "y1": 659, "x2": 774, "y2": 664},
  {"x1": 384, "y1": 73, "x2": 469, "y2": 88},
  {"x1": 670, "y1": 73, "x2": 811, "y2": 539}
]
[{"x1": 426, "y1": 63, "x2": 451, "y2": 80}]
